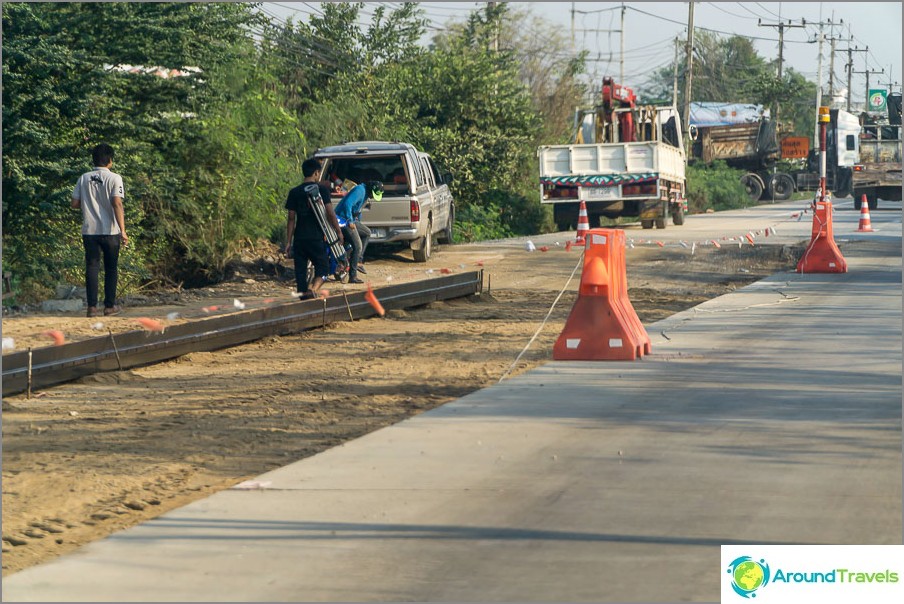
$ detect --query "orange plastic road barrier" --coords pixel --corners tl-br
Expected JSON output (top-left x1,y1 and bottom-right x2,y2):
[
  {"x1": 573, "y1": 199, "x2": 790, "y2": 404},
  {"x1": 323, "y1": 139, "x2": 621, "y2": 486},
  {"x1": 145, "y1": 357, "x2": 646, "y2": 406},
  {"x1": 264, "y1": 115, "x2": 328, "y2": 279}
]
[
  {"x1": 553, "y1": 229, "x2": 650, "y2": 361},
  {"x1": 41, "y1": 330, "x2": 65, "y2": 346},
  {"x1": 365, "y1": 284, "x2": 385, "y2": 317},
  {"x1": 575, "y1": 199, "x2": 590, "y2": 244},
  {"x1": 857, "y1": 195, "x2": 874, "y2": 232},
  {"x1": 797, "y1": 199, "x2": 847, "y2": 273}
]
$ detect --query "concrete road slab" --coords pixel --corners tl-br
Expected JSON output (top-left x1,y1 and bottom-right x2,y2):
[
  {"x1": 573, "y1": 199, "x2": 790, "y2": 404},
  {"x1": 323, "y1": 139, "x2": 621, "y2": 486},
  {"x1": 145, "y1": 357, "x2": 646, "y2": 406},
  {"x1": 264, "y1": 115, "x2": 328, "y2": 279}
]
[{"x1": 3, "y1": 241, "x2": 900, "y2": 603}]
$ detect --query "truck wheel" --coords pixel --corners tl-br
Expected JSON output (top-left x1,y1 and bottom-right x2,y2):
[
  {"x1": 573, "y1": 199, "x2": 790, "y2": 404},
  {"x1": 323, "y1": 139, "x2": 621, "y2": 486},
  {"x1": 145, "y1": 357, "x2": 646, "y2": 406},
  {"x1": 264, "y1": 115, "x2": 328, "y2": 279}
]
[
  {"x1": 740, "y1": 173, "x2": 764, "y2": 201},
  {"x1": 412, "y1": 218, "x2": 433, "y2": 262},
  {"x1": 854, "y1": 194, "x2": 863, "y2": 210},
  {"x1": 671, "y1": 210, "x2": 685, "y2": 226},
  {"x1": 654, "y1": 216, "x2": 666, "y2": 229},
  {"x1": 867, "y1": 194, "x2": 878, "y2": 211},
  {"x1": 641, "y1": 219, "x2": 654, "y2": 229},
  {"x1": 767, "y1": 173, "x2": 795, "y2": 201}
]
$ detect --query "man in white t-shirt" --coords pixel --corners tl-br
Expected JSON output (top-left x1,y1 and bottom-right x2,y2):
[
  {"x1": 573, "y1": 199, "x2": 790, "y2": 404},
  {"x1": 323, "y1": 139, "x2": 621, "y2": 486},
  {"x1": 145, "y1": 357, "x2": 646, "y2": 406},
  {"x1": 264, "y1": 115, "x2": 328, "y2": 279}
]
[{"x1": 71, "y1": 143, "x2": 129, "y2": 318}]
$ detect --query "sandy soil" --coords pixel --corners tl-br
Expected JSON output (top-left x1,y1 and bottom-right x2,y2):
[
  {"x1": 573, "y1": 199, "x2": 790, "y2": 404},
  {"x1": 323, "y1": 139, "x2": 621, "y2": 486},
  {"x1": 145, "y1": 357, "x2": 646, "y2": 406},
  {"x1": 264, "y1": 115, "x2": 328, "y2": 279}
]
[{"x1": 0, "y1": 234, "x2": 800, "y2": 576}]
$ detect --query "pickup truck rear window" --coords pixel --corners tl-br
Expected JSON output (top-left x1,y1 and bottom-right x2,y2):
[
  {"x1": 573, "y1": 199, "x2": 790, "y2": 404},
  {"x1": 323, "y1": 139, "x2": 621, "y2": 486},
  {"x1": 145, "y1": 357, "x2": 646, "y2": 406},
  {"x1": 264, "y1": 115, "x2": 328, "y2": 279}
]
[{"x1": 322, "y1": 156, "x2": 408, "y2": 195}]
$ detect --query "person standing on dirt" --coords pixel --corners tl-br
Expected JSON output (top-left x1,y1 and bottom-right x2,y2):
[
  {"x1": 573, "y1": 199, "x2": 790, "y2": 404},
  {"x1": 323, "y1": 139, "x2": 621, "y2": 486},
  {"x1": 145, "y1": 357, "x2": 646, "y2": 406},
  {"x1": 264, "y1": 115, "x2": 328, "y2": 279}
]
[
  {"x1": 71, "y1": 143, "x2": 128, "y2": 318},
  {"x1": 334, "y1": 181, "x2": 381, "y2": 284},
  {"x1": 284, "y1": 158, "x2": 343, "y2": 299}
]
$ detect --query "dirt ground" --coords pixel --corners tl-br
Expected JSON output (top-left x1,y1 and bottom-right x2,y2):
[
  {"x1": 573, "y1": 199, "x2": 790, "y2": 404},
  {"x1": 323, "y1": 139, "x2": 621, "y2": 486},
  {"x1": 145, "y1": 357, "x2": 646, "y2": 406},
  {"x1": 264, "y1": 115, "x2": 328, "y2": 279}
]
[{"x1": 0, "y1": 234, "x2": 800, "y2": 576}]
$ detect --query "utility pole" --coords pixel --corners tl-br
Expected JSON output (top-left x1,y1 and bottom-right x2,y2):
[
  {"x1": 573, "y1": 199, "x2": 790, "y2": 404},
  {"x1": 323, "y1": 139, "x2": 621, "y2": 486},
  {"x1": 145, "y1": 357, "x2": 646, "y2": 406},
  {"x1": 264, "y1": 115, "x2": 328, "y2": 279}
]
[
  {"x1": 672, "y1": 36, "x2": 680, "y2": 108},
  {"x1": 757, "y1": 18, "x2": 805, "y2": 121},
  {"x1": 843, "y1": 46, "x2": 868, "y2": 111},
  {"x1": 488, "y1": 1, "x2": 498, "y2": 53},
  {"x1": 570, "y1": 2, "x2": 575, "y2": 55},
  {"x1": 620, "y1": 4, "x2": 626, "y2": 82},
  {"x1": 854, "y1": 63, "x2": 885, "y2": 113},
  {"x1": 814, "y1": 24, "x2": 825, "y2": 149},
  {"x1": 683, "y1": 1, "x2": 695, "y2": 141}
]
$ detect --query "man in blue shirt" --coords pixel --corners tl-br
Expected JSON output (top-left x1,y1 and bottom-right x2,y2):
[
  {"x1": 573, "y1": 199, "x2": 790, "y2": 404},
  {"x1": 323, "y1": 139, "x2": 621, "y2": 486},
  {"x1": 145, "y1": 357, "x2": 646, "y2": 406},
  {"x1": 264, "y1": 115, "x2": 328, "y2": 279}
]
[{"x1": 334, "y1": 181, "x2": 381, "y2": 283}]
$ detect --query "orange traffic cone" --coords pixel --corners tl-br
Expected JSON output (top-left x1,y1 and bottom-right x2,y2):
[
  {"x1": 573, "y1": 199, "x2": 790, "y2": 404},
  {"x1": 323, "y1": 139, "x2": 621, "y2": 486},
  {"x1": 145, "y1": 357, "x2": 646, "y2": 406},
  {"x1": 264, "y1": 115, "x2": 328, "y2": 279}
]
[
  {"x1": 575, "y1": 200, "x2": 590, "y2": 244},
  {"x1": 857, "y1": 195, "x2": 874, "y2": 232}
]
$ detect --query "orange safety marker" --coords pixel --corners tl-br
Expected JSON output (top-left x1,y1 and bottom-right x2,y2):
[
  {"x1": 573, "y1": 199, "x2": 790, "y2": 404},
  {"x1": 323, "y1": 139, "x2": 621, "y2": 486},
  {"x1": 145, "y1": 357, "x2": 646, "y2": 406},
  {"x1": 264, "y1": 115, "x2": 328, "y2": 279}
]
[
  {"x1": 553, "y1": 229, "x2": 649, "y2": 361},
  {"x1": 41, "y1": 330, "x2": 65, "y2": 346},
  {"x1": 856, "y1": 195, "x2": 874, "y2": 232},
  {"x1": 797, "y1": 198, "x2": 847, "y2": 273},
  {"x1": 136, "y1": 317, "x2": 165, "y2": 332},
  {"x1": 365, "y1": 284, "x2": 385, "y2": 317},
  {"x1": 575, "y1": 199, "x2": 590, "y2": 244},
  {"x1": 538, "y1": 246, "x2": 549, "y2": 252},
  {"x1": 565, "y1": 241, "x2": 573, "y2": 252}
]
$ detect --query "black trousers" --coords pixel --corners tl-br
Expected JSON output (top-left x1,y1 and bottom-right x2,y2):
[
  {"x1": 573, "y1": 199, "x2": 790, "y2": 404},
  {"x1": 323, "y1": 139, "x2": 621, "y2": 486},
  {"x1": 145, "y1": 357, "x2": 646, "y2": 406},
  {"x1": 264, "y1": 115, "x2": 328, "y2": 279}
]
[
  {"x1": 83, "y1": 234, "x2": 121, "y2": 308},
  {"x1": 293, "y1": 237, "x2": 329, "y2": 293}
]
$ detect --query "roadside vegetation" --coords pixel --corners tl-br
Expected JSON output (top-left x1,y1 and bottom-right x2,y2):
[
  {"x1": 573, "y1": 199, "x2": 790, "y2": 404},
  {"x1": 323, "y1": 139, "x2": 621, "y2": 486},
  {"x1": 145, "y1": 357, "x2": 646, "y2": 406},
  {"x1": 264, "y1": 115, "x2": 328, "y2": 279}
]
[{"x1": 2, "y1": 2, "x2": 814, "y2": 303}]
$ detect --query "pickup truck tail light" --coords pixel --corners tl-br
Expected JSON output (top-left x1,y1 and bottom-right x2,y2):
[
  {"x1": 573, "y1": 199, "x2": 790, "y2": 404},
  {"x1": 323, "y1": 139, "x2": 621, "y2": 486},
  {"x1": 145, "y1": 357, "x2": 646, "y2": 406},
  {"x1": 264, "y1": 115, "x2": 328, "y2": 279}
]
[
  {"x1": 410, "y1": 199, "x2": 421, "y2": 221},
  {"x1": 853, "y1": 165, "x2": 864, "y2": 172}
]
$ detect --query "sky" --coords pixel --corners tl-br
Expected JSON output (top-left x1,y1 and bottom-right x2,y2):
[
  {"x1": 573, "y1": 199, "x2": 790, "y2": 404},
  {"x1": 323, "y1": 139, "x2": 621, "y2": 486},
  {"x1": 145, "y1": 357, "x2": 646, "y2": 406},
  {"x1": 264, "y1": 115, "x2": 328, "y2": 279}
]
[{"x1": 261, "y1": 2, "x2": 903, "y2": 109}]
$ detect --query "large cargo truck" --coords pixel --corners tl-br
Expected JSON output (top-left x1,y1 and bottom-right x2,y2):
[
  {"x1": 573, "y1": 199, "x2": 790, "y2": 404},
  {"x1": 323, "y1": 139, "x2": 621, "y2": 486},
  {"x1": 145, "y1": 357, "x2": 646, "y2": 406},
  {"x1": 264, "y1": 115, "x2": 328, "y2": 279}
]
[
  {"x1": 687, "y1": 102, "x2": 785, "y2": 201},
  {"x1": 686, "y1": 103, "x2": 861, "y2": 202},
  {"x1": 538, "y1": 78, "x2": 687, "y2": 231},
  {"x1": 852, "y1": 92, "x2": 902, "y2": 210}
]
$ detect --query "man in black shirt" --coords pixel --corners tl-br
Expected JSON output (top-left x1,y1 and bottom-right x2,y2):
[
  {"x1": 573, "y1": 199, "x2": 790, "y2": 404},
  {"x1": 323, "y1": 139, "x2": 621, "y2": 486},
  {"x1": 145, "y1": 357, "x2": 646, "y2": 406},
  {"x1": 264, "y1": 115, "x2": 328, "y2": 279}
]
[{"x1": 284, "y1": 158, "x2": 344, "y2": 299}]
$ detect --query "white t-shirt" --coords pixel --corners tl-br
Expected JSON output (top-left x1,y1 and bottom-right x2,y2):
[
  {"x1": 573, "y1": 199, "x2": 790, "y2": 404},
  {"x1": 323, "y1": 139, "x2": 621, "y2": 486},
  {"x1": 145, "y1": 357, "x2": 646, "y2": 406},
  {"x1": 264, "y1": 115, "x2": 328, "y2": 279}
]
[{"x1": 72, "y1": 167, "x2": 124, "y2": 235}]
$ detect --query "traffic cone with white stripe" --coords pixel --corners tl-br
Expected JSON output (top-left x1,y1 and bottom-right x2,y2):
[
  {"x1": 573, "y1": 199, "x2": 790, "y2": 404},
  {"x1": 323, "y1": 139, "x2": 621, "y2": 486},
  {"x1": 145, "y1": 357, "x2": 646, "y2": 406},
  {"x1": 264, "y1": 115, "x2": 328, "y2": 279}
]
[
  {"x1": 857, "y1": 195, "x2": 874, "y2": 232},
  {"x1": 575, "y1": 200, "x2": 590, "y2": 245}
]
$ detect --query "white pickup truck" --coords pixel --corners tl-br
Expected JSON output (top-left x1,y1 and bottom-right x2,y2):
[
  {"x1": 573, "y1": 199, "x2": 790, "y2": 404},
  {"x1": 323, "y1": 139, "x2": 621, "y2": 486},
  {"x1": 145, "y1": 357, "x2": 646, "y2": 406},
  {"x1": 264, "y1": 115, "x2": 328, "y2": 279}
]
[
  {"x1": 538, "y1": 105, "x2": 687, "y2": 230},
  {"x1": 314, "y1": 141, "x2": 454, "y2": 262}
]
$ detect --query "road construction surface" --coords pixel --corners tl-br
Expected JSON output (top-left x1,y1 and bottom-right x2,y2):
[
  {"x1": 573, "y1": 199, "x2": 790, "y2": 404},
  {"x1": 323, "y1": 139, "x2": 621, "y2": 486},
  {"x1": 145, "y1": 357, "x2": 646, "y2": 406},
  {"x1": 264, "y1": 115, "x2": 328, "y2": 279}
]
[{"x1": 2, "y1": 199, "x2": 901, "y2": 601}]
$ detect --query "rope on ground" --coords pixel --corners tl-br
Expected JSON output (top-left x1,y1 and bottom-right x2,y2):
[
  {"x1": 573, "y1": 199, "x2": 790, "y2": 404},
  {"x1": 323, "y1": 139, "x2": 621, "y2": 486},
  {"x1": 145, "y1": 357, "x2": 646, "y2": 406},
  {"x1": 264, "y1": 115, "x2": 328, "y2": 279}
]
[{"x1": 498, "y1": 250, "x2": 585, "y2": 383}]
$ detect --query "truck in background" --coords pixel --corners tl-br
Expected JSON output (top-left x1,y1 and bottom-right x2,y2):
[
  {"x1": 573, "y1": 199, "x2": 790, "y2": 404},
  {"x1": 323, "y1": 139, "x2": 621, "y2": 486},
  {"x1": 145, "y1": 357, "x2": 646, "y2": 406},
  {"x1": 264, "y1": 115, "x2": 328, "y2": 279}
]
[
  {"x1": 538, "y1": 77, "x2": 688, "y2": 231},
  {"x1": 687, "y1": 102, "x2": 786, "y2": 201},
  {"x1": 686, "y1": 103, "x2": 861, "y2": 203},
  {"x1": 852, "y1": 92, "x2": 902, "y2": 210}
]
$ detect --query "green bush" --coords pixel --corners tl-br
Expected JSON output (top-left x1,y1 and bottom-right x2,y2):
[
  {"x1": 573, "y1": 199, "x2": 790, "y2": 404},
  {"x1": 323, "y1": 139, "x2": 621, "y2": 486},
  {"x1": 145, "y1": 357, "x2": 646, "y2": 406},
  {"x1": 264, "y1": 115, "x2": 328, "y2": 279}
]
[{"x1": 686, "y1": 161, "x2": 753, "y2": 213}]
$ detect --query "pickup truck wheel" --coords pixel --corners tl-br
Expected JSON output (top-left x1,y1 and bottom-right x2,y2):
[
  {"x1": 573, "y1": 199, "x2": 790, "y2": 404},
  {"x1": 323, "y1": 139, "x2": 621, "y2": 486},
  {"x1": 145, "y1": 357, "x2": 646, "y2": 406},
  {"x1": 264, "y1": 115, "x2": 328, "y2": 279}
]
[
  {"x1": 641, "y1": 219, "x2": 654, "y2": 229},
  {"x1": 654, "y1": 216, "x2": 666, "y2": 229},
  {"x1": 412, "y1": 219, "x2": 433, "y2": 262}
]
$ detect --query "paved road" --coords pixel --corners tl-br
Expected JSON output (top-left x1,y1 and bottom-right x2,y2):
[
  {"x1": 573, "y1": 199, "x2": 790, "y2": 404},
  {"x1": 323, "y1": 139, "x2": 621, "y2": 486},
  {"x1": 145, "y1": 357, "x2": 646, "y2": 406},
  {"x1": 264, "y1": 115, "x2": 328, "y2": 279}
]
[
  {"x1": 511, "y1": 198, "x2": 903, "y2": 249},
  {"x1": 3, "y1": 208, "x2": 901, "y2": 602}
]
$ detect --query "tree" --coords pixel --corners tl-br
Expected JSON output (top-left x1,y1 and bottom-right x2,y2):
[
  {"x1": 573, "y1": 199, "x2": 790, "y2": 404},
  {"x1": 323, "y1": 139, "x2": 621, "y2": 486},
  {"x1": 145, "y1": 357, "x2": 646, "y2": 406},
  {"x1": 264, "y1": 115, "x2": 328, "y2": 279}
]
[{"x1": 2, "y1": 2, "x2": 273, "y2": 299}]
